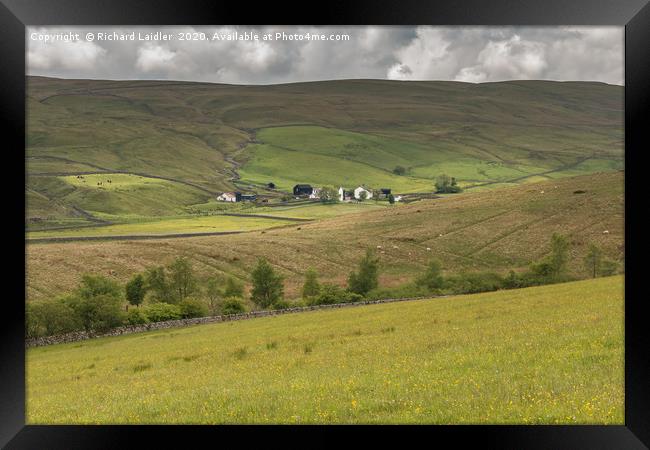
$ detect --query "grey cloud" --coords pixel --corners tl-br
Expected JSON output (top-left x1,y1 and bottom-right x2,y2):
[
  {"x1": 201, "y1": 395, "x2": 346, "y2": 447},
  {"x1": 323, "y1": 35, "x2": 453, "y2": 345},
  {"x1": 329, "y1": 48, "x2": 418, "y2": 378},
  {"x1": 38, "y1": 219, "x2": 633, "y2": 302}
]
[{"x1": 26, "y1": 26, "x2": 623, "y2": 85}]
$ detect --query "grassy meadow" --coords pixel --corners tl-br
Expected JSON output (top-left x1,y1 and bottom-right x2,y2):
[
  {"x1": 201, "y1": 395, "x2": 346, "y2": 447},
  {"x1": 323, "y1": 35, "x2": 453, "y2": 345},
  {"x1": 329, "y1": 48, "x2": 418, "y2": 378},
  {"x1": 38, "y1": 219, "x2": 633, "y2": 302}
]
[{"x1": 26, "y1": 276, "x2": 624, "y2": 424}]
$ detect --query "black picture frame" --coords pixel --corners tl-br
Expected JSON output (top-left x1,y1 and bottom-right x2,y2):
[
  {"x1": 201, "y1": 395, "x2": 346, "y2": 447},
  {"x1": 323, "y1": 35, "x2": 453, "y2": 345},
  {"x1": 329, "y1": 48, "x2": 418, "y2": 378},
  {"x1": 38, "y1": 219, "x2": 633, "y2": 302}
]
[{"x1": 2, "y1": 0, "x2": 648, "y2": 447}]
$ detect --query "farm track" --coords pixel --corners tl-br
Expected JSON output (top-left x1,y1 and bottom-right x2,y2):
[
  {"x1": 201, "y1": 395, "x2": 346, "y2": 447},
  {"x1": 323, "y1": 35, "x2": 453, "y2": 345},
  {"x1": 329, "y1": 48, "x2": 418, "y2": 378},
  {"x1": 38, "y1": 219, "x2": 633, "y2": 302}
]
[{"x1": 26, "y1": 231, "x2": 246, "y2": 244}]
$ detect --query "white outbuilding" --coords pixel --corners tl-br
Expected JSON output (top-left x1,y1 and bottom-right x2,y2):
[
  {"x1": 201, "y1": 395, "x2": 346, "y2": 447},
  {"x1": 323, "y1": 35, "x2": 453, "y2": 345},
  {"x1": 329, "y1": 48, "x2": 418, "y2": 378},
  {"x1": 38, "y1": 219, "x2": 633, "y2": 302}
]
[{"x1": 354, "y1": 186, "x2": 373, "y2": 200}]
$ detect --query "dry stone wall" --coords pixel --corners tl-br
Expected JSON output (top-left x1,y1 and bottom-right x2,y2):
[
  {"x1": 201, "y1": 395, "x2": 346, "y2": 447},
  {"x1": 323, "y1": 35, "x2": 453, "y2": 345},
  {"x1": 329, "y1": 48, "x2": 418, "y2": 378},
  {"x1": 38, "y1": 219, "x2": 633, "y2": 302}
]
[{"x1": 26, "y1": 296, "x2": 436, "y2": 347}]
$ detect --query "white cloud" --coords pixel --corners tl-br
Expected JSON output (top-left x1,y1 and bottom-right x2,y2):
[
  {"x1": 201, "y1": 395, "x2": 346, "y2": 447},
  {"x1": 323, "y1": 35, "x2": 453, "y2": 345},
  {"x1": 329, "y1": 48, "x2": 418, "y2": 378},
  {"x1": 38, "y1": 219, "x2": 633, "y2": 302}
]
[
  {"x1": 28, "y1": 29, "x2": 106, "y2": 72},
  {"x1": 135, "y1": 44, "x2": 176, "y2": 72},
  {"x1": 386, "y1": 26, "x2": 623, "y2": 85},
  {"x1": 26, "y1": 26, "x2": 624, "y2": 85}
]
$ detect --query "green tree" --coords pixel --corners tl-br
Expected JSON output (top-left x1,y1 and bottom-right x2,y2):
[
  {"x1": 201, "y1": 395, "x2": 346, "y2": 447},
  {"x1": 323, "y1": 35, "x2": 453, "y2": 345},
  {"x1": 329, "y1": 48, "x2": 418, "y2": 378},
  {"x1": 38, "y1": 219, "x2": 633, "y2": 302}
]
[
  {"x1": 319, "y1": 186, "x2": 338, "y2": 203},
  {"x1": 66, "y1": 293, "x2": 124, "y2": 333},
  {"x1": 250, "y1": 258, "x2": 284, "y2": 308},
  {"x1": 530, "y1": 233, "x2": 571, "y2": 281},
  {"x1": 205, "y1": 277, "x2": 222, "y2": 314},
  {"x1": 26, "y1": 297, "x2": 80, "y2": 338},
  {"x1": 358, "y1": 190, "x2": 368, "y2": 201},
  {"x1": 388, "y1": 194, "x2": 395, "y2": 204},
  {"x1": 125, "y1": 274, "x2": 146, "y2": 308},
  {"x1": 549, "y1": 233, "x2": 570, "y2": 276},
  {"x1": 600, "y1": 259, "x2": 620, "y2": 276},
  {"x1": 144, "y1": 266, "x2": 173, "y2": 303},
  {"x1": 415, "y1": 259, "x2": 444, "y2": 291},
  {"x1": 393, "y1": 166, "x2": 407, "y2": 176},
  {"x1": 348, "y1": 249, "x2": 380, "y2": 296},
  {"x1": 168, "y1": 257, "x2": 196, "y2": 303},
  {"x1": 224, "y1": 277, "x2": 244, "y2": 298},
  {"x1": 584, "y1": 243, "x2": 604, "y2": 278},
  {"x1": 77, "y1": 274, "x2": 121, "y2": 300},
  {"x1": 302, "y1": 268, "x2": 321, "y2": 299},
  {"x1": 435, "y1": 174, "x2": 462, "y2": 193}
]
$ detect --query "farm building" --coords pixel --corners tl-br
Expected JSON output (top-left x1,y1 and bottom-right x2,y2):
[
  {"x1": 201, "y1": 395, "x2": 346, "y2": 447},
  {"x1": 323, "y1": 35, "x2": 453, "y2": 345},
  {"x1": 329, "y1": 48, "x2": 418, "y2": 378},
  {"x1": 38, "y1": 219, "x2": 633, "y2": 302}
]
[
  {"x1": 293, "y1": 184, "x2": 313, "y2": 196},
  {"x1": 378, "y1": 188, "x2": 392, "y2": 198},
  {"x1": 354, "y1": 186, "x2": 373, "y2": 200},
  {"x1": 309, "y1": 188, "x2": 322, "y2": 200},
  {"x1": 217, "y1": 192, "x2": 241, "y2": 202},
  {"x1": 338, "y1": 187, "x2": 355, "y2": 202},
  {"x1": 240, "y1": 194, "x2": 257, "y2": 202}
]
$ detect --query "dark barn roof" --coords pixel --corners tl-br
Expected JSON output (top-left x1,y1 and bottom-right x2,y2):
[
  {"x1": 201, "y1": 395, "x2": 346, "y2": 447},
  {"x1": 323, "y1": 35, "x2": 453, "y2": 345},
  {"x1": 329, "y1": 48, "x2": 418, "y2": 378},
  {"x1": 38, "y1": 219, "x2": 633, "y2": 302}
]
[{"x1": 293, "y1": 184, "x2": 313, "y2": 195}]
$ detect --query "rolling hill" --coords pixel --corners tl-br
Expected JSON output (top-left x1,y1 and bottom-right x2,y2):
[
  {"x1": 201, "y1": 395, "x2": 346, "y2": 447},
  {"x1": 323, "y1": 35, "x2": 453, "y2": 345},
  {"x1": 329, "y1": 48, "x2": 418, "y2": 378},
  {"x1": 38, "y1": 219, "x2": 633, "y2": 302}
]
[
  {"x1": 26, "y1": 171, "x2": 624, "y2": 302},
  {"x1": 27, "y1": 77, "x2": 623, "y2": 229}
]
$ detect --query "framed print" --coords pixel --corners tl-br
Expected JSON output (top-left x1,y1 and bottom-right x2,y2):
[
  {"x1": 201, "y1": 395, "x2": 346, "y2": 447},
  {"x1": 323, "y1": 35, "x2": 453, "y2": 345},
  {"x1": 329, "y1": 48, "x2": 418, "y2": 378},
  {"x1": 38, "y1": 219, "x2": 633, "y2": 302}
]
[{"x1": 1, "y1": 0, "x2": 649, "y2": 447}]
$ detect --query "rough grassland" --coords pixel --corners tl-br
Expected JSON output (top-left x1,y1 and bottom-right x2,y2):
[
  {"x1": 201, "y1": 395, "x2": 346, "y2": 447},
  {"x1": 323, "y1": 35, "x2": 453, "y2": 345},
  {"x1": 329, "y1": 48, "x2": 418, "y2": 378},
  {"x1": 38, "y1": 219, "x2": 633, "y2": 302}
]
[
  {"x1": 26, "y1": 276, "x2": 624, "y2": 424},
  {"x1": 26, "y1": 172, "x2": 624, "y2": 301}
]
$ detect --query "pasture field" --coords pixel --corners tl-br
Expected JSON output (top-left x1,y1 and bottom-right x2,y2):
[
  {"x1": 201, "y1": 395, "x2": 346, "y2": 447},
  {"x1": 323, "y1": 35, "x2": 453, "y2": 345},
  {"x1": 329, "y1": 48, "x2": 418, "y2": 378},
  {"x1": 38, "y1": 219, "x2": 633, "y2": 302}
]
[
  {"x1": 26, "y1": 276, "x2": 624, "y2": 424},
  {"x1": 26, "y1": 172, "x2": 624, "y2": 302},
  {"x1": 27, "y1": 77, "x2": 623, "y2": 224},
  {"x1": 28, "y1": 173, "x2": 212, "y2": 221}
]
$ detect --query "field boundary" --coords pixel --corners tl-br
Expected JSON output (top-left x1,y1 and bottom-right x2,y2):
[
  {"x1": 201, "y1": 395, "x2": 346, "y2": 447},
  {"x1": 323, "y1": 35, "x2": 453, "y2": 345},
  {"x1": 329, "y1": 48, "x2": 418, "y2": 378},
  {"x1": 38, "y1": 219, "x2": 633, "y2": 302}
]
[{"x1": 26, "y1": 295, "x2": 441, "y2": 348}]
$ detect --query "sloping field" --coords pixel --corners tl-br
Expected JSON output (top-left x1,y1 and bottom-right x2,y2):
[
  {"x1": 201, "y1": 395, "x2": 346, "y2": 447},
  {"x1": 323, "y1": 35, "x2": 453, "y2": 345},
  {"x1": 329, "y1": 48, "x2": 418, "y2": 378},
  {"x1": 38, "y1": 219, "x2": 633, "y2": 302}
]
[
  {"x1": 26, "y1": 172, "x2": 624, "y2": 301},
  {"x1": 26, "y1": 276, "x2": 624, "y2": 424}
]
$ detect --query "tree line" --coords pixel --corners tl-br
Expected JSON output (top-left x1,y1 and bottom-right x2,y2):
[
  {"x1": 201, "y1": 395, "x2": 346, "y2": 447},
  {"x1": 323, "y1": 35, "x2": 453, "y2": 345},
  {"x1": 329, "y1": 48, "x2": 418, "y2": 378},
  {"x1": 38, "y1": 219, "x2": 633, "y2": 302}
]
[{"x1": 26, "y1": 234, "x2": 619, "y2": 339}]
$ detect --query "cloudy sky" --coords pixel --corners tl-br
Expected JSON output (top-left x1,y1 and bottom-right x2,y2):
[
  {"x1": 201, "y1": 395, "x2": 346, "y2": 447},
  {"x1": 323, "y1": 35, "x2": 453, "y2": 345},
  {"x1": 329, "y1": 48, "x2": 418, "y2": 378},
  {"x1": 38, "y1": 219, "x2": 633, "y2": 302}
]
[{"x1": 27, "y1": 26, "x2": 624, "y2": 85}]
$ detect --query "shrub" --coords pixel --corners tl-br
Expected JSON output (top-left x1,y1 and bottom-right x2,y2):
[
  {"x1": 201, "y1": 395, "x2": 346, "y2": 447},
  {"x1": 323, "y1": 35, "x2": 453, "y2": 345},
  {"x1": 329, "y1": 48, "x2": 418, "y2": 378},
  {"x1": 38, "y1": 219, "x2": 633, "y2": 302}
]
[
  {"x1": 366, "y1": 283, "x2": 429, "y2": 300},
  {"x1": 144, "y1": 303, "x2": 182, "y2": 322},
  {"x1": 126, "y1": 308, "x2": 150, "y2": 325},
  {"x1": 26, "y1": 297, "x2": 80, "y2": 338},
  {"x1": 179, "y1": 298, "x2": 209, "y2": 318},
  {"x1": 415, "y1": 259, "x2": 444, "y2": 292},
  {"x1": 393, "y1": 166, "x2": 407, "y2": 175},
  {"x1": 600, "y1": 259, "x2": 620, "y2": 276},
  {"x1": 65, "y1": 293, "x2": 125, "y2": 333},
  {"x1": 310, "y1": 284, "x2": 363, "y2": 305},
  {"x1": 221, "y1": 297, "x2": 246, "y2": 315},
  {"x1": 444, "y1": 272, "x2": 504, "y2": 294},
  {"x1": 77, "y1": 274, "x2": 122, "y2": 301},
  {"x1": 271, "y1": 299, "x2": 292, "y2": 310}
]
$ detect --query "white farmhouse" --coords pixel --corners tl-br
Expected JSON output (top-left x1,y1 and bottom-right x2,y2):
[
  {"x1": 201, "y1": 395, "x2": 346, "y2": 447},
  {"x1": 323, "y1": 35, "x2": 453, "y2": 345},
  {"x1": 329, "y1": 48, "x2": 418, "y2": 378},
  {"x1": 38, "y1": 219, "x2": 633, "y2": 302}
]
[
  {"x1": 354, "y1": 186, "x2": 373, "y2": 200},
  {"x1": 217, "y1": 192, "x2": 239, "y2": 202}
]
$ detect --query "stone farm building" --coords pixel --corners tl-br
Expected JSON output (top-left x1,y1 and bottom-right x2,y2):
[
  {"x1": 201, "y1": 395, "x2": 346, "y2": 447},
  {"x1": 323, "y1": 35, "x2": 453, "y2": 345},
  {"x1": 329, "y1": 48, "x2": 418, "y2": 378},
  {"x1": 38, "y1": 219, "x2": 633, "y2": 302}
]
[
  {"x1": 217, "y1": 192, "x2": 241, "y2": 202},
  {"x1": 354, "y1": 186, "x2": 373, "y2": 200},
  {"x1": 293, "y1": 184, "x2": 313, "y2": 196}
]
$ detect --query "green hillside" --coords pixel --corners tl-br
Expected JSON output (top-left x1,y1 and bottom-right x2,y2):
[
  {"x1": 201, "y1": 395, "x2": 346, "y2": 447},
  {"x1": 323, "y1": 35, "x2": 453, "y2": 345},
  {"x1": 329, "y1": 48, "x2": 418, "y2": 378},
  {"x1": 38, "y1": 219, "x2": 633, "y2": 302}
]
[
  {"x1": 26, "y1": 276, "x2": 624, "y2": 424},
  {"x1": 27, "y1": 77, "x2": 623, "y2": 229}
]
